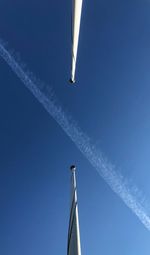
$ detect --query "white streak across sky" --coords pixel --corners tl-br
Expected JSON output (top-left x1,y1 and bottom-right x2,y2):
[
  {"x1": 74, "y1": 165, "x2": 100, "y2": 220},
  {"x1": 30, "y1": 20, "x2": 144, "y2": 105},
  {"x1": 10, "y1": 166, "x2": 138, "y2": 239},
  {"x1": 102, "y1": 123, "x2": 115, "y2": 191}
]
[{"x1": 0, "y1": 40, "x2": 150, "y2": 230}]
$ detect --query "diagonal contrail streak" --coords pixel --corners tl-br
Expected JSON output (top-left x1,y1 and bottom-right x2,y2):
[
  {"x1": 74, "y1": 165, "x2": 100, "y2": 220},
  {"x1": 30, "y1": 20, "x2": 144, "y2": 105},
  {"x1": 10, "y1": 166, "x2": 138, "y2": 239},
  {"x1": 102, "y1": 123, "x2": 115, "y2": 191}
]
[{"x1": 0, "y1": 40, "x2": 150, "y2": 230}]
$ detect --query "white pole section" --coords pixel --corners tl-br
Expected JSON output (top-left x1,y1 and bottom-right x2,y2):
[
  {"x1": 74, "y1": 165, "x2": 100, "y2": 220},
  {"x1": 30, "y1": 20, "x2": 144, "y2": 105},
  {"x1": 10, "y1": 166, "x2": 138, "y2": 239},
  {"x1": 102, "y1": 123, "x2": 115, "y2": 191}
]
[{"x1": 70, "y1": 0, "x2": 83, "y2": 84}]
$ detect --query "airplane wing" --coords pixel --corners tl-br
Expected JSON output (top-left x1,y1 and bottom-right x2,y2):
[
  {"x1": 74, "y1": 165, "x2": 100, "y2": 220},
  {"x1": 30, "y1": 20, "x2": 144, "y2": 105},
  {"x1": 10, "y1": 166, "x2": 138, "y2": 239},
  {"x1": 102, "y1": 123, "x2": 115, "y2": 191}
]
[{"x1": 70, "y1": 0, "x2": 83, "y2": 84}]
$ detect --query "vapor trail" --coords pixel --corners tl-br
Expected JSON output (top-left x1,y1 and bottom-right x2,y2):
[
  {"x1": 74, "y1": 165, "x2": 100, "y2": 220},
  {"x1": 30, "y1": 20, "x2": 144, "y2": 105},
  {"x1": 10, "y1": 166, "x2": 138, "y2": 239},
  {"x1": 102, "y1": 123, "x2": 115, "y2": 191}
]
[{"x1": 0, "y1": 41, "x2": 150, "y2": 230}]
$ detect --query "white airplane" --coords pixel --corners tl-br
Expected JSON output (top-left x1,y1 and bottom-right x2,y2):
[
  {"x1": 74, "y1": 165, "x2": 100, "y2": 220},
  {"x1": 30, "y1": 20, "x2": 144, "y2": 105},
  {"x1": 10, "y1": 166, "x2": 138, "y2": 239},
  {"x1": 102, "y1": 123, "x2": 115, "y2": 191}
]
[{"x1": 69, "y1": 0, "x2": 83, "y2": 84}]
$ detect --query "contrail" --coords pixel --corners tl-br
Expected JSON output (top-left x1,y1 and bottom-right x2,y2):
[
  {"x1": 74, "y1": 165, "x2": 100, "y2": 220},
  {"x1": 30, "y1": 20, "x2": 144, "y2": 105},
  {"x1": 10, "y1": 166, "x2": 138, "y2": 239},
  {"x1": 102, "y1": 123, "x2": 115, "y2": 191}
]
[{"x1": 0, "y1": 40, "x2": 150, "y2": 230}]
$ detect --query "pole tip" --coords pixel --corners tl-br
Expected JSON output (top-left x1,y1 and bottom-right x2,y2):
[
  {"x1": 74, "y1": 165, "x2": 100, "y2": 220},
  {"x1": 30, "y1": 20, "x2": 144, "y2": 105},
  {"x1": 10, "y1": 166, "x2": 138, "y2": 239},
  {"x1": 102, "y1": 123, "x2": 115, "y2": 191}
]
[
  {"x1": 70, "y1": 165, "x2": 76, "y2": 172},
  {"x1": 69, "y1": 78, "x2": 76, "y2": 84}
]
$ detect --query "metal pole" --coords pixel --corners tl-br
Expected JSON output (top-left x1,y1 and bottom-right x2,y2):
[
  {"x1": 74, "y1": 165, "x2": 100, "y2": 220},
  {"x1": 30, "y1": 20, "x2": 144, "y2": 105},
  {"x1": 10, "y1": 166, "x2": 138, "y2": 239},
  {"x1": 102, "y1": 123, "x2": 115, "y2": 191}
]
[{"x1": 67, "y1": 165, "x2": 82, "y2": 255}]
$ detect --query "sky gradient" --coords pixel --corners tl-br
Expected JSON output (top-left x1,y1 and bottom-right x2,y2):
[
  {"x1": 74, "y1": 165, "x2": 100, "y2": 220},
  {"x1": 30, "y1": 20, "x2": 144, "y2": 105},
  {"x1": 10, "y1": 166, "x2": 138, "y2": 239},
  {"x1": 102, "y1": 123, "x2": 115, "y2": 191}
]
[{"x1": 0, "y1": 1, "x2": 150, "y2": 255}]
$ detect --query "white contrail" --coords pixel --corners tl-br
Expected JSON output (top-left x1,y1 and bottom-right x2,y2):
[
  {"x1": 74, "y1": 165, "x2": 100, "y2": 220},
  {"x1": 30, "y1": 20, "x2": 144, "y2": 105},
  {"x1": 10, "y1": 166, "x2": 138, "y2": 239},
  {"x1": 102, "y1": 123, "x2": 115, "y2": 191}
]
[{"x1": 0, "y1": 40, "x2": 150, "y2": 230}]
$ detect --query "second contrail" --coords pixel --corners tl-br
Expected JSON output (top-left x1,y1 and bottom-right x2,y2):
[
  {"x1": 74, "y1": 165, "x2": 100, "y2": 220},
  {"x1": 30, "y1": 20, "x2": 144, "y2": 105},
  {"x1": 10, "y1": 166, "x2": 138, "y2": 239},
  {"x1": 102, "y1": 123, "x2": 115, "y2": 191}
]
[{"x1": 0, "y1": 40, "x2": 150, "y2": 230}]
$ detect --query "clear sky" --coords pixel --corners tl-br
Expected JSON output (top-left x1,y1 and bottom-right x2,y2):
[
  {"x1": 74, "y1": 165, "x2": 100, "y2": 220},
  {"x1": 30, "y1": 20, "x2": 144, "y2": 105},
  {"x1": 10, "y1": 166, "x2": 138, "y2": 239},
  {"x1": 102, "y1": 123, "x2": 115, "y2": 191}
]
[{"x1": 0, "y1": 0, "x2": 150, "y2": 254}]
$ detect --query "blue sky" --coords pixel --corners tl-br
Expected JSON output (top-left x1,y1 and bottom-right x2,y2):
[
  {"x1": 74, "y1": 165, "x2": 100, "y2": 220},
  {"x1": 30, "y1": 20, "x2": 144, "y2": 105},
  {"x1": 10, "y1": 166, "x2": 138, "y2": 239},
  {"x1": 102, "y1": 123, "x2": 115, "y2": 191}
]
[{"x1": 0, "y1": 0, "x2": 150, "y2": 254}]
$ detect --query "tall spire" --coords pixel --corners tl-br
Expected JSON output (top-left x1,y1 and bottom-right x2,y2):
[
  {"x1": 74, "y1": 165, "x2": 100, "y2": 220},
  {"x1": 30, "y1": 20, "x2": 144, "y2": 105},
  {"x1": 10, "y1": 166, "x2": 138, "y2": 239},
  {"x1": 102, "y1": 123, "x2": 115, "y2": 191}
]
[{"x1": 67, "y1": 165, "x2": 82, "y2": 255}]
